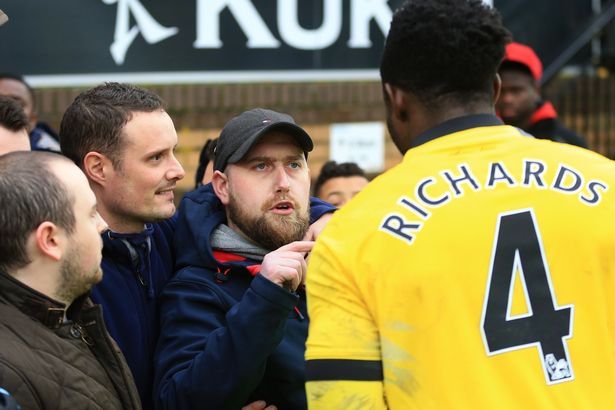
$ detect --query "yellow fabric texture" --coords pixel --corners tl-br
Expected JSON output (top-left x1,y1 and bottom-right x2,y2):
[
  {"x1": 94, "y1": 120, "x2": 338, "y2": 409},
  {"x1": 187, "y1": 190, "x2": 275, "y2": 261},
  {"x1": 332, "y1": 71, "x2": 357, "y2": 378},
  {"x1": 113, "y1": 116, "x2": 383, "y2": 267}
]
[{"x1": 306, "y1": 124, "x2": 615, "y2": 410}]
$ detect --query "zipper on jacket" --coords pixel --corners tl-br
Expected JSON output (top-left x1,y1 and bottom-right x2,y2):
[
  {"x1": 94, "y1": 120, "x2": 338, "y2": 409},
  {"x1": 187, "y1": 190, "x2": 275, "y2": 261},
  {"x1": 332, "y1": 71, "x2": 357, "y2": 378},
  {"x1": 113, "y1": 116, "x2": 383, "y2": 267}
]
[
  {"x1": 293, "y1": 306, "x2": 305, "y2": 321},
  {"x1": 136, "y1": 269, "x2": 147, "y2": 287},
  {"x1": 120, "y1": 237, "x2": 149, "y2": 289}
]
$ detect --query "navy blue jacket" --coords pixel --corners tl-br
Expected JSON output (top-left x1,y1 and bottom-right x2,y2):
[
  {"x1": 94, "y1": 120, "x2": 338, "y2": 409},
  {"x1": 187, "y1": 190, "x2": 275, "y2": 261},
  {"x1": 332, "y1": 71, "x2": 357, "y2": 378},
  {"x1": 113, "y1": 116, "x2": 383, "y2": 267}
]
[
  {"x1": 93, "y1": 217, "x2": 177, "y2": 410},
  {"x1": 154, "y1": 185, "x2": 323, "y2": 410}
]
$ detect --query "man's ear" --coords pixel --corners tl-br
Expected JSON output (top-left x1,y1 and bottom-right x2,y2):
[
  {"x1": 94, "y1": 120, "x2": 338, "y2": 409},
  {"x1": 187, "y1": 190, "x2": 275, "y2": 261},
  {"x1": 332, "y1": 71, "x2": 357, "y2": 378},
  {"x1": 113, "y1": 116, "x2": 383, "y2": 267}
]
[
  {"x1": 34, "y1": 221, "x2": 65, "y2": 262},
  {"x1": 83, "y1": 151, "x2": 111, "y2": 185},
  {"x1": 211, "y1": 170, "x2": 230, "y2": 205},
  {"x1": 493, "y1": 73, "x2": 502, "y2": 104},
  {"x1": 384, "y1": 83, "x2": 408, "y2": 121}
]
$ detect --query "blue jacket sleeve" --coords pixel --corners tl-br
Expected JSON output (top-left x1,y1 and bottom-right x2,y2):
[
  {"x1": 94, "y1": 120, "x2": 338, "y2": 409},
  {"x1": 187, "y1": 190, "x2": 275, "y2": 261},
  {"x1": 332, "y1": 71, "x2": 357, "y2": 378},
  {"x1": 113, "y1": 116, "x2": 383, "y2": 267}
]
[
  {"x1": 153, "y1": 273, "x2": 298, "y2": 410},
  {"x1": 309, "y1": 196, "x2": 335, "y2": 223}
]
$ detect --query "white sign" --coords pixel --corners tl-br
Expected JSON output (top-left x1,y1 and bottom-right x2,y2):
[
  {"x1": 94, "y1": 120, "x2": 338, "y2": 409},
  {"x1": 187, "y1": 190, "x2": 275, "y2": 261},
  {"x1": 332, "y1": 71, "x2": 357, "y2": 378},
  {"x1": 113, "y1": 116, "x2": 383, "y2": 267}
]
[{"x1": 329, "y1": 122, "x2": 385, "y2": 173}]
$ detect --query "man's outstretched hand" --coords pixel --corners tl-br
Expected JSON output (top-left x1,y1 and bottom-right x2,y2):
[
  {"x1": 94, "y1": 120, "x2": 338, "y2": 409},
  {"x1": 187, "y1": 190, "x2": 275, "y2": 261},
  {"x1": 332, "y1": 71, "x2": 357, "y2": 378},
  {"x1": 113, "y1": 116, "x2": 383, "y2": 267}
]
[{"x1": 260, "y1": 241, "x2": 314, "y2": 291}]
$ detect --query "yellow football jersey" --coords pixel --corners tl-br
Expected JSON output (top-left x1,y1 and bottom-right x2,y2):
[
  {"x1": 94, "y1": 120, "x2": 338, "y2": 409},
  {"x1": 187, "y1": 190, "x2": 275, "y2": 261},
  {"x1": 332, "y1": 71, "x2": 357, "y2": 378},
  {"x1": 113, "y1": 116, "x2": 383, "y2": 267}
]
[{"x1": 305, "y1": 115, "x2": 615, "y2": 409}]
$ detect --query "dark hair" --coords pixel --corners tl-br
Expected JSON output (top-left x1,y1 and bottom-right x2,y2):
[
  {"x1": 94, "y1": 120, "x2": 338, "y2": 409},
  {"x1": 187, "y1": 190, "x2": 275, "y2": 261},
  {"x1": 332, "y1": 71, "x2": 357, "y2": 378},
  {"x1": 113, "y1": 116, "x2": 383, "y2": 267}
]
[
  {"x1": 0, "y1": 95, "x2": 28, "y2": 132},
  {"x1": 195, "y1": 137, "x2": 217, "y2": 188},
  {"x1": 380, "y1": 0, "x2": 511, "y2": 108},
  {"x1": 313, "y1": 161, "x2": 367, "y2": 197},
  {"x1": 0, "y1": 151, "x2": 76, "y2": 273},
  {"x1": 0, "y1": 72, "x2": 34, "y2": 105},
  {"x1": 59, "y1": 82, "x2": 165, "y2": 168}
]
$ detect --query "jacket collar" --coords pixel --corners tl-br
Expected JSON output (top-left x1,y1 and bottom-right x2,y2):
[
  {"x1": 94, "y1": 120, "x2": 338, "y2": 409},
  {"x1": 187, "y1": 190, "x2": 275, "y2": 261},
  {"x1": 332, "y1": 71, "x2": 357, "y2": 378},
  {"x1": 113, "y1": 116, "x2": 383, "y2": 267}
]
[
  {"x1": 104, "y1": 223, "x2": 155, "y2": 244},
  {"x1": 102, "y1": 224, "x2": 155, "y2": 260},
  {"x1": 529, "y1": 101, "x2": 558, "y2": 125},
  {"x1": 413, "y1": 114, "x2": 503, "y2": 148},
  {"x1": 0, "y1": 270, "x2": 68, "y2": 329}
]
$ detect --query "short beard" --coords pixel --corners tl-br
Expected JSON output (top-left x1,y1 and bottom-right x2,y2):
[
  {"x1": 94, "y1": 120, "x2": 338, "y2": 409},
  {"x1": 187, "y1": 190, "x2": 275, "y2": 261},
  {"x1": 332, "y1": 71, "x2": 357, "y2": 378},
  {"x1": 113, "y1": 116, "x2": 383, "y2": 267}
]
[
  {"x1": 227, "y1": 193, "x2": 310, "y2": 251},
  {"x1": 56, "y1": 244, "x2": 101, "y2": 305}
]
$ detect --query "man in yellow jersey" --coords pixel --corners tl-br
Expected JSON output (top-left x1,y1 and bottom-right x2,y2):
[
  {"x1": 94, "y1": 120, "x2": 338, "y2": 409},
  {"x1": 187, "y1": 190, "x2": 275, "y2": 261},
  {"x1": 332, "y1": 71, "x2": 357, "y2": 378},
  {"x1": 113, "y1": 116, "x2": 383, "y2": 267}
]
[{"x1": 304, "y1": 0, "x2": 615, "y2": 409}]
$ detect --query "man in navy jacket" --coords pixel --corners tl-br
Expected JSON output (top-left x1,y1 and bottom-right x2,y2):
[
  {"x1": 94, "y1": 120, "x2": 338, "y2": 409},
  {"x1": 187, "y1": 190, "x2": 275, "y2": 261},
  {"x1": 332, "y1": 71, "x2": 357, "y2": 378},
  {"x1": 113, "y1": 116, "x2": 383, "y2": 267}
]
[
  {"x1": 154, "y1": 109, "x2": 321, "y2": 409},
  {"x1": 60, "y1": 86, "x2": 334, "y2": 410}
]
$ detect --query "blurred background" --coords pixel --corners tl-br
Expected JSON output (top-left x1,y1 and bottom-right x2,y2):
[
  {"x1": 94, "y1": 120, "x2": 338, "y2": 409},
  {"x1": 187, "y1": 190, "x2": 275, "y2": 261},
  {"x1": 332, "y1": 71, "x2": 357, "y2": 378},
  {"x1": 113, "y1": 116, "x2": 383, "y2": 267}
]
[{"x1": 2, "y1": 0, "x2": 615, "y2": 198}]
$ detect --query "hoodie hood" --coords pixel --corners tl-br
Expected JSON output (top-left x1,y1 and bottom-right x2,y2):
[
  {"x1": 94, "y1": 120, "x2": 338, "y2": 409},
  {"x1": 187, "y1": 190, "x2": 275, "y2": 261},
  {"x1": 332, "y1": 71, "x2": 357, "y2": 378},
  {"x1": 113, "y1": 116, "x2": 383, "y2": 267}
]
[{"x1": 174, "y1": 183, "x2": 227, "y2": 272}]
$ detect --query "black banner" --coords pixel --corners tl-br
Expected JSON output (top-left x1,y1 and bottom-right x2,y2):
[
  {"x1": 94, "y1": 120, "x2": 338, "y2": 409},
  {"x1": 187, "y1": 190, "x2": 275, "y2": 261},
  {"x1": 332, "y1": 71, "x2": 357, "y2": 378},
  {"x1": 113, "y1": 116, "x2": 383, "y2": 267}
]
[
  {"x1": 0, "y1": 0, "x2": 595, "y2": 86},
  {"x1": 0, "y1": 0, "x2": 403, "y2": 85}
]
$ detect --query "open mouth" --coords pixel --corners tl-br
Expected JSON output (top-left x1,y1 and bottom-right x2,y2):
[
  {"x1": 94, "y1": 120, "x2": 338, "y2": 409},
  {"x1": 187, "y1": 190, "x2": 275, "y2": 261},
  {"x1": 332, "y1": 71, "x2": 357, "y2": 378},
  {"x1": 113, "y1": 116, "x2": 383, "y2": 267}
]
[{"x1": 271, "y1": 201, "x2": 295, "y2": 213}]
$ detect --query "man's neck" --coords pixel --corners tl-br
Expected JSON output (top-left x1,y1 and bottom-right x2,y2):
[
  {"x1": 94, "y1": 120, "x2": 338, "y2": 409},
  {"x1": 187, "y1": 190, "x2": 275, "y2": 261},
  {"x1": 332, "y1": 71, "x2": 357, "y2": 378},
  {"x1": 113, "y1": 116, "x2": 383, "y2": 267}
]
[
  {"x1": 106, "y1": 222, "x2": 147, "y2": 234},
  {"x1": 410, "y1": 103, "x2": 496, "y2": 144},
  {"x1": 10, "y1": 262, "x2": 71, "y2": 306},
  {"x1": 98, "y1": 208, "x2": 146, "y2": 234}
]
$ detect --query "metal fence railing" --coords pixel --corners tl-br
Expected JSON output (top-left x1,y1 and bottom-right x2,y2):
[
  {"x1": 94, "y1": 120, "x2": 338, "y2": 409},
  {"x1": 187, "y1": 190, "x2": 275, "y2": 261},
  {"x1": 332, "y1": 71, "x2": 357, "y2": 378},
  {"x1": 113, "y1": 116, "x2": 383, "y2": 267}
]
[{"x1": 547, "y1": 73, "x2": 615, "y2": 159}]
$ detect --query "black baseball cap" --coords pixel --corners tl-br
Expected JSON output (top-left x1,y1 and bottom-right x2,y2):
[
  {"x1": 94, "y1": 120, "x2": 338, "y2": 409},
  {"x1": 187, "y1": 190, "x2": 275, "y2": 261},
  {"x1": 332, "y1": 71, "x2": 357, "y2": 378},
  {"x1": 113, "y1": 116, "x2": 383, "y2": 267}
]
[{"x1": 214, "y1": 108, "x2": 313, "y2": 172}]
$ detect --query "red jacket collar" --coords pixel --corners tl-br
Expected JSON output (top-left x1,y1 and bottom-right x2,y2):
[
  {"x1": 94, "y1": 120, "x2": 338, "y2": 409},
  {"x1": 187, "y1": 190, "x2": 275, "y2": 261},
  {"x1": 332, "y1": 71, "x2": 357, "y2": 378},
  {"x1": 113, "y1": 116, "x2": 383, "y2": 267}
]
[{"x1": 530, "y1": 101, "x2": 557, "y2": 125}]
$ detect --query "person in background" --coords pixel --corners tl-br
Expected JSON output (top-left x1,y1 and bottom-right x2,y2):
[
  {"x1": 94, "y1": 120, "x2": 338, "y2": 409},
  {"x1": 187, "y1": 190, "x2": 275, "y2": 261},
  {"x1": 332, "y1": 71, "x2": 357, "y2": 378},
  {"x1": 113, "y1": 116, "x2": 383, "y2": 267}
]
[
  {"x1": 0, "y1": 73, "x2": 62, "y2": 152},
  {"x1": 313, "y1": 160, "x2": 369, "y2": 208},
  {"x1": 496, "y1": 42, "x2": 588, "y2": 148},
  {"x1": 194, "y1": 137, "x2": 217, "y2": 187},
  {"x1": 155, "y1": 108, "x2": 317, "y2": 410},
  {"x1": 305, "y1": 0, "x2": 615, "y2": 408},
  {"x1": 0, "y1": 151, "x2": 140, "y2": 409},
  {"x1": 0, "y1": 95, "x2": 30, "y2": 155}
]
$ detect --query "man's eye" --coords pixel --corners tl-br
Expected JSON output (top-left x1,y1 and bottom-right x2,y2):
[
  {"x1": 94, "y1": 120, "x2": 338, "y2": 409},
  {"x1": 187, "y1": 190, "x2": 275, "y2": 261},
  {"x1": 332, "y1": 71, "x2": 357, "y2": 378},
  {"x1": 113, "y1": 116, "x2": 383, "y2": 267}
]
[
  {"x1": 151, "y1": 154, "x2": 163, "y2": 161},
  {"x1": 289, "y1": 162, "x2": 301, "y2": 169},
  {"x1": 255, "y1": 163, "x2": 267, "y2": 170}
]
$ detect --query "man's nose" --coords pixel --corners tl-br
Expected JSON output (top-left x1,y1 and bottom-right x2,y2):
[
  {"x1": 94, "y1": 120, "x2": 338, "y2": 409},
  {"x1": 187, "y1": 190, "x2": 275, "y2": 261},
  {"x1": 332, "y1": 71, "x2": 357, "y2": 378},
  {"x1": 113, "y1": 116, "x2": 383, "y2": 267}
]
[
  {"x1": 273, "y1": 165, "x2": 290, "y2": 192},
  {"x1": 167, "y1": 154, "x2": 186, "y2": 181}
]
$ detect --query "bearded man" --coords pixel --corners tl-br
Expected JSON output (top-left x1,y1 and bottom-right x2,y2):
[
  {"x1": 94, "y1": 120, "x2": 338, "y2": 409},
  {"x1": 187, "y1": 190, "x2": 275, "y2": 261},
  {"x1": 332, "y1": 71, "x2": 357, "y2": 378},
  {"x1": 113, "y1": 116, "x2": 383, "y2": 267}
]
[{"x1": 154, "y1": 109, "x2": 317, "y2": 410}]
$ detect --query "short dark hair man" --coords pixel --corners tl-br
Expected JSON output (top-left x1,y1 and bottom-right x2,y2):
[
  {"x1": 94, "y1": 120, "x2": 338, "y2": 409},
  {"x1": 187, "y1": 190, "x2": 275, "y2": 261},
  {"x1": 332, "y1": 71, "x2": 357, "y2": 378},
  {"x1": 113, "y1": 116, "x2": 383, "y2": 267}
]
[
  {"x1": 154, "y1": 109, "x2": 317, "y2": 409},
  {"x1": 0, "y1": 94, "x2": 30, "y2": 155},
  {"x1": 60, "y1": 82, "x2": 186, "y2": 410},
  {"x1": 0, "y1": 151, "x2": 140, "y2": 409},
  {"x1": 496, "y1": 42, "x2": 588, "y2": 148},
  {"x1": 313, "y1": 160, "x2": 369, "y2": 208},
  {"x1": 305, "y1": 0, "x2": 615, "y2": 408},
  {"x1": 0, "y1": 73, "x2": 62, "y2": 152}
]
